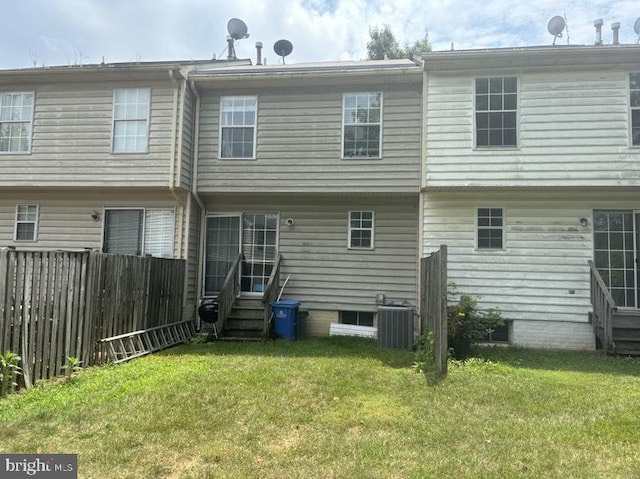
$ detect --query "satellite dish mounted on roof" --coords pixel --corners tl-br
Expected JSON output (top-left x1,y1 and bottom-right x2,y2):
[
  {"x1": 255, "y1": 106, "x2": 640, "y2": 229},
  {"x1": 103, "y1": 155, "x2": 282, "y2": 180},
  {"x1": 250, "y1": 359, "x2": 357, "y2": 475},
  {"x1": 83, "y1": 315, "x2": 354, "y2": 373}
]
[
  {"x1": 547, "y1": 15, "x2": 566, "y2": 46},
  {"x1": 226, "y1": 18, "x2": 250, "y2": 60},
  {"x1": 273, "y1": 39, "x2": 293, "y2": 65},
  {"x1": 634, "y1": 17, "x2": 640, "y2": 44}
]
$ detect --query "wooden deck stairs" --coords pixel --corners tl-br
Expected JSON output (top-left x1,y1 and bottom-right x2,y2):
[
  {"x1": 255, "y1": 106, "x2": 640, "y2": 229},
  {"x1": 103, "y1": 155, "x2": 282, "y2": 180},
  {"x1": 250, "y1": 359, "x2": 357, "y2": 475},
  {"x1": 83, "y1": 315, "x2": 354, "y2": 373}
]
[
  {"x1": 595, "y1": 310, "x2": 640, "y2": 356},
  {"x1": 220, "y1": 297, "x2": 267, "y2": 341}
]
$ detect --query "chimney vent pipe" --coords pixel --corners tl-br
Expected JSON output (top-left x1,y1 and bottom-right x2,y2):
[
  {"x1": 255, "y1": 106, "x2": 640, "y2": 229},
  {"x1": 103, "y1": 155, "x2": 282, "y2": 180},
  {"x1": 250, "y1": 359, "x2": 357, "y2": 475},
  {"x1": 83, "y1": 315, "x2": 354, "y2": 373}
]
[
  {"x1": 255, "y1": 41, "x2": 263, "y2": 65},
  {"x1": 612, "y1": 22, "x2": 621, "y2": 45},
  {"x1": 594, "y1": 18, "x2": 603, "y2": 45}
]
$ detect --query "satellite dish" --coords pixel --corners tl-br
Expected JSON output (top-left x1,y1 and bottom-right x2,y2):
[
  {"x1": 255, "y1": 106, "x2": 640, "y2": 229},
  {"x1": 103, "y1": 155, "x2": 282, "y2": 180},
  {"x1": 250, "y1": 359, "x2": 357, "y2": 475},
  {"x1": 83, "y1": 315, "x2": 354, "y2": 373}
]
[
  {"x1": 634, "y1": 17, "x2": 640, "y2": 43},
  {"x1": 547, "y1": 15, "x2": 565, "y2": 45},
  {"x1": 228, "y1": 18, "x2": 249, "y2": 40},
  {"x1": 273, "y1": 39, "x2": 293, "y2": 64}
]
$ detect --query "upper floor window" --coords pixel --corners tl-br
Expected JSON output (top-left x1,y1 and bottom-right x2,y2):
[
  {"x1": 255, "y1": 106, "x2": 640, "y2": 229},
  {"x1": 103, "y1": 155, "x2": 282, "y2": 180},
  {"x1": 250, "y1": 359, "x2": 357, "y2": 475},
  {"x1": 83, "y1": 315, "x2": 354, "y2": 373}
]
[
  {"x1": 112, "y1": 88, "x2": 150, "y2": 153},
  {"x1": 348, "y1": 211, "x2": 374, "y2": 249},
  {"x1": 477, "y1": 208, "x2": 503, "y2": 249},
  {"x1": 15, "y1": 204, "x2": 38, "y2": 241},
  {"x1": 343, "y1": 92, "x2": 381, "y2": 158},
  {"x1": 220, "y1": 96, "x2": 257, "y2": 159},
  {"x1": 103, "y1": 208, "x2": 174, "y2": 258},
  {"x1": 475, "y1": 77, "x2": 517, "y2": 148},
  {"x1": 1, "y1": 92, "x2": 34, "y2": 153},
  {"x1": 630, "y1": 73, "x2": 640, "y2": 146}
]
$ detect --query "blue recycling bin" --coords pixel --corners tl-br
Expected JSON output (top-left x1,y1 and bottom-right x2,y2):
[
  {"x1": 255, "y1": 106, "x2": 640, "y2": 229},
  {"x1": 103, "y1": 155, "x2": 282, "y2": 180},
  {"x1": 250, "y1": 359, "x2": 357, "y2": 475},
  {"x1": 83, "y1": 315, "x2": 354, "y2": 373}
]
[{"x1": 271, "y1": 300, "x2": 301, "y2": 340}]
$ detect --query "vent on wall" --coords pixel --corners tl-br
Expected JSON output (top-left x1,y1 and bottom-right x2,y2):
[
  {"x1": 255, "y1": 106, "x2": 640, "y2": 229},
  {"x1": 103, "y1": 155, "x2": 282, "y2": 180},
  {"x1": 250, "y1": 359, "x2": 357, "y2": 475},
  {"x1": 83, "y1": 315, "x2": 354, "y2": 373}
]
[{"x1": 377, "y1": 306, "x2": 414, "y2": 350}]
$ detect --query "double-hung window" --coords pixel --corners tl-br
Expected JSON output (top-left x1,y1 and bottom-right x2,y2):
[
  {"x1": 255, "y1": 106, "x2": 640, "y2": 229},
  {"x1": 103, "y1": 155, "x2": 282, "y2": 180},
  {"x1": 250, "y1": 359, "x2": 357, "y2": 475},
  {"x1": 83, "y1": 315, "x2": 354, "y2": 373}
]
[
  {"x1": 220, "y1": 96, "x2": 257, "y2": 159},
  {"x1": 630, "y1": 73, "x2": 640, "y2": 146},
  {"x1": 349, "y1": 211, "x2": 374, "y2": 249},
  {"x1": 112, "y1": 88, "x2": 150, "y2": 153},
  {"x1": 14, "y1": 204, "x2": 38, "y2": 241},
  {"x1": 1, "y1": 92, "x2": 34, "y2": 153},
  {"x1": 477, "y1": 208, "x2": 503, "y2": 249},
  {"x1": 103, "y1": 208, "x2": 174, "y2": 258},
  {"x1": 475, "y1": 77, "x2": 517, "y2": 148},
  {"x1": 343, "y1": 92, "x2": 381, "y2": 158}
]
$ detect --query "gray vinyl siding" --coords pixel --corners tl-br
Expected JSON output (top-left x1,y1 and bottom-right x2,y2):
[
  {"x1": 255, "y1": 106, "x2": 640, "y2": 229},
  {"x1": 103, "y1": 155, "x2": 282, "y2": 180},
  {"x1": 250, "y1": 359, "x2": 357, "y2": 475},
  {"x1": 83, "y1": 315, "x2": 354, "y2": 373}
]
[
  {"x1": 204, "y1": 194, "x2": 419, "y2": 310},
  {"x1": 0, "y1": 81, "x2": 175, "y2": 187},
  {"x1": 425, "y1": 70, "x2": 640, "y2": 188},
  {"x1": 197, "y1": 84, "x2": 422, "y2": 193},
  {"x1": 0, "y1": 190, "x2": 183, "y2": 254},
  {"x1": 183, "y1": 198, "x2": 201, "y2": 322},
  {"x1": 423, "y1": 191, "x2": 640, "y2": 327}
]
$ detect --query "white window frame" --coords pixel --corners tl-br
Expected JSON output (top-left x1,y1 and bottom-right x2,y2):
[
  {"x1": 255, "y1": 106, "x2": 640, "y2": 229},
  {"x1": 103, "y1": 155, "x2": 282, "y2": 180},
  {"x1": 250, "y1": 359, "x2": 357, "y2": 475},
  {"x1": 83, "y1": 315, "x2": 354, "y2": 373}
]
[
  {"x1": 111, "y1": 88, "x2": 151, "y2": 154},
  {"x1": 219, "y1": 96, "x2": 257, "y2": 159},
  {"x1": 474, "y1": 77, "x2": 518, "y2": 149},
  {"x1": 348, "y1": 210, "x2": 374, "y2": 250},
  {"x1": 102, "y1": 207, "x2": 175, "y2": 258},
  {"x1": 1, "y1": 91, "x2": 35, "y2": 154},
  {"x1": 342, "y1": 92, "x2": 382, "y2": 159},
  {"x1": 14, "y1": 204, "x2": 39, "y2": 242},
  {"x1": 630, "y1": 73, "x2": 640, "y2": 147},
  {"x1": 476, "y1": 207, "x2": 504, "y2": 250}
]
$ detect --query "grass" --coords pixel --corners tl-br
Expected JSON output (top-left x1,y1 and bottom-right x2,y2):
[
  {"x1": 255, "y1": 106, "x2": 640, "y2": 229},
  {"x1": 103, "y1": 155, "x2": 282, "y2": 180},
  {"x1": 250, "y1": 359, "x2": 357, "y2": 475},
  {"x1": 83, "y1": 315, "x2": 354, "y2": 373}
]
[{"x1": 1, "y1": 337, "x2": 639, "y2": 478}]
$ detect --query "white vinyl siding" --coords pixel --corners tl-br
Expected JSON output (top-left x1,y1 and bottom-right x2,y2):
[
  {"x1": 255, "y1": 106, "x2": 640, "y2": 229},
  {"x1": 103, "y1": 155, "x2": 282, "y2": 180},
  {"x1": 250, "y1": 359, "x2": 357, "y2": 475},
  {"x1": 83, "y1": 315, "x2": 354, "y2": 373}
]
[
  {"x1": 425, "y1": 71, "x2": 640, "y2": 189},
  {"x1": 112, "y1": 88, "x2": 151, "y2": 153},
  {"x1": 630, "y1": 73, "x2": 640, "y2": 146},
  {"x1": 103, "y1": 207, "x2": 174, "y2": 257},
  {"x1": 342, "y1": 92, "x2": 382, "y2": 158},
  {"x1": 219, "y1": 96, "x2": 256, "y2": 159},
  {"x1": 14, "y1": 204, "x2": 38, "y2": 241},
  {"x1": 1, "y1": 92, "x2": 34, "y2": 153}
]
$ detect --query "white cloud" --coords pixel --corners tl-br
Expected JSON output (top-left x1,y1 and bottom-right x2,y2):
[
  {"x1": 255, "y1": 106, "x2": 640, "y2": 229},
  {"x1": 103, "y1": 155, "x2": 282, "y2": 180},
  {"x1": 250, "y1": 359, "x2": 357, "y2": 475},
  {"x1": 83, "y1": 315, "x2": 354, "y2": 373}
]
[{"x1": 1, "y1": 0, "x2": 639, "y2": 69}]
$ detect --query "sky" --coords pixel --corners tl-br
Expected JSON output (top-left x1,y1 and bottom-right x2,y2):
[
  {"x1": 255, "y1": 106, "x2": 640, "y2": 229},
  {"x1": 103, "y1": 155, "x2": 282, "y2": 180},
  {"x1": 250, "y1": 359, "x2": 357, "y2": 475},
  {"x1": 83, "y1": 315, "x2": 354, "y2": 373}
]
[{"x1": 2, "y1": 0, "x2": 639, "y2": 69}]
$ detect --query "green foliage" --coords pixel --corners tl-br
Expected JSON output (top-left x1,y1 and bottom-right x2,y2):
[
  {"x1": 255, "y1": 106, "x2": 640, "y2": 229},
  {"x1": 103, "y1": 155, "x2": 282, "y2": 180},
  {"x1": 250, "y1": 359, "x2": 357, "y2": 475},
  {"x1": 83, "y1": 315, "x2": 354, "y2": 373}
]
[
  {"x1": 448, "y1": 284, "x2": 504, "y2": 359},
  {"x1": 62, "y1": 356, "x2": 83, "y2": 380},
  {"x1": 0, "y1": 351, "x2": 22, "y2": 398},
  {"x1": 366, "y1": 24, "x2": 431, "y2": 60},
  {"x1": 413, "y1": 331, "x2": 441, "y2": 385}
]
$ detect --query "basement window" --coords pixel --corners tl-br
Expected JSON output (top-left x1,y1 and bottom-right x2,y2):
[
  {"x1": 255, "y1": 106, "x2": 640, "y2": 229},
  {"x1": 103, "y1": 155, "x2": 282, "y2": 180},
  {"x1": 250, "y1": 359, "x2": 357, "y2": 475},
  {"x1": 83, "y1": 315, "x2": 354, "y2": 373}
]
[{"x1": 340, "y1": 311, "x2": 374, "y2": 327}]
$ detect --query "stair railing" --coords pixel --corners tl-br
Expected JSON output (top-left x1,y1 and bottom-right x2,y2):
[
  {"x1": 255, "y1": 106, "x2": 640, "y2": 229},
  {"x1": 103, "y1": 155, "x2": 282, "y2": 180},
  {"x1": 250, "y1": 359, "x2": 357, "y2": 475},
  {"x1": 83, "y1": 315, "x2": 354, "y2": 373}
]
[
  {"x1": 588, "y1": 260, "x2": 617, "y2": 355},
  {"x1": 218, "y1": 254, "x2": 242, "y2": 336},
  {"x1": 262, "y1": 255, "x2": 282, "y2": 338}
]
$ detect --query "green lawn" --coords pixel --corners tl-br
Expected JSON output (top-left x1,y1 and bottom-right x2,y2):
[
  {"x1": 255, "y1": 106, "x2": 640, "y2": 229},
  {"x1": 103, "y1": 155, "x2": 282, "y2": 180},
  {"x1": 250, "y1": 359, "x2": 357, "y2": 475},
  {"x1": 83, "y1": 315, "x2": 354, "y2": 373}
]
[{"x1": 1, "y1": 338, "x2": 639, "y2": 478}]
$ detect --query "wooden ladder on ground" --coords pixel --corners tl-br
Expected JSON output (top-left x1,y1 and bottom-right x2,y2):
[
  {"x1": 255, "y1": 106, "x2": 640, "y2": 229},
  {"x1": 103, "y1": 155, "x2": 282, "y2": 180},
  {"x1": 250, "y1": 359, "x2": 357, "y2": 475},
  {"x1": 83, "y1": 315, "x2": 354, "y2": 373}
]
[{"x1": 99, "y1": 320, "x2": 197, "y2": 364}]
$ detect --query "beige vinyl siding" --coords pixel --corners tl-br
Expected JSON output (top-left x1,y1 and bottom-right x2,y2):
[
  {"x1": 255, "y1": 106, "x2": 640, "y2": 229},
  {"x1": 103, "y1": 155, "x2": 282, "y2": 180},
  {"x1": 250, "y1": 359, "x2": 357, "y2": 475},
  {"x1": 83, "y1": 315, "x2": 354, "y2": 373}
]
[
  {"x1": 0, "y1": 190, "x2": 184, "y2": 255},
  {"x1": 423, "y1": 191, "x2": 640, "y2": 327},
  {"x1": 0, "y1": 82, "x2": 175, "y2": 187},
  {"x1": 425, "y1": 70, "x2": 640, "y2": 188},
  {"x1": 182, "y1": 198, "x2": 201, "y2": 322},
  {"x1": 205, "y1": 194, "x2": 419, "y2": 310},
  {"x1": 179, "y1": 85, "x2": 195, "y2": 190},
  {"x1": 197, "y1": 84, "x2": 421, "y2": 193}
]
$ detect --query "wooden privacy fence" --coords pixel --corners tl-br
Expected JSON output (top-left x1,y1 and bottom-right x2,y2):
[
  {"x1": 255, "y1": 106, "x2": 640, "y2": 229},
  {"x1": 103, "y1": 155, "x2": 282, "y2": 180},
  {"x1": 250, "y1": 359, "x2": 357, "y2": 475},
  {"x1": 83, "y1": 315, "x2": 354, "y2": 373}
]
[
  {"x1": 420, "y1": 245, "x2": 448, "y2": 379},
  {"x1": 0, "y1": 249, "x2": 186, "y2": 387}
]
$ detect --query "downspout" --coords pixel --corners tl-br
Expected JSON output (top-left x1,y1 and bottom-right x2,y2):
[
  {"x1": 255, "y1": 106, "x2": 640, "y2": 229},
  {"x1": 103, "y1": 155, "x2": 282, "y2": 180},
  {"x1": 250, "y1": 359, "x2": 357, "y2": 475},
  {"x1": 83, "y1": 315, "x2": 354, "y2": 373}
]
[
  {"x1": 417, "y1": 64, "x2": 429, "y2": 327},
  {"x1": 168, "y1": 69, "x2": 184, "y2": 259},
  {"x1": 188, "y1": 80, "x2": 207, "y2": 302}
]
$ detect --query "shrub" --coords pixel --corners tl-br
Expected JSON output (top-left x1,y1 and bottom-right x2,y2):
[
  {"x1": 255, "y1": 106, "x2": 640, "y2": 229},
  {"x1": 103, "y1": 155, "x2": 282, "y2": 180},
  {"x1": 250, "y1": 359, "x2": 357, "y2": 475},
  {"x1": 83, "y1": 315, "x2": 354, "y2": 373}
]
[
  {"x1": 0, "y1": 351, "x2": 22, "y2": 398},
  {"x1": 447, "y1": 285, "x2": 503, "y2": 359}
]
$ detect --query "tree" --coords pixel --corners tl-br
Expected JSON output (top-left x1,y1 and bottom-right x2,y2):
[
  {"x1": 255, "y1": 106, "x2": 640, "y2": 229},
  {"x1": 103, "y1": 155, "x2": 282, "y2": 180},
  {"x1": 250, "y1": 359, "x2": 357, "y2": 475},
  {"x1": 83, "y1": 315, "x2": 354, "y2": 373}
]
[{"x1": 366, "y1": 25, "x2": 431, "y2": 60}]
